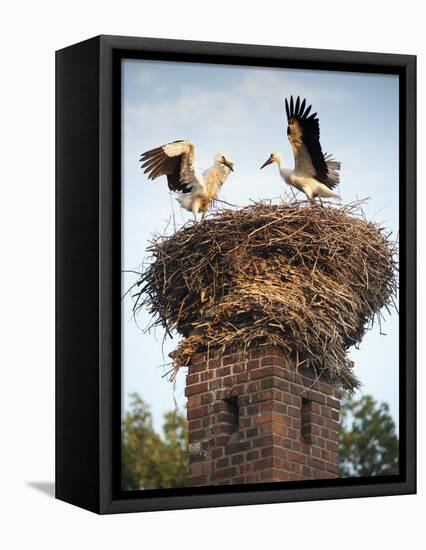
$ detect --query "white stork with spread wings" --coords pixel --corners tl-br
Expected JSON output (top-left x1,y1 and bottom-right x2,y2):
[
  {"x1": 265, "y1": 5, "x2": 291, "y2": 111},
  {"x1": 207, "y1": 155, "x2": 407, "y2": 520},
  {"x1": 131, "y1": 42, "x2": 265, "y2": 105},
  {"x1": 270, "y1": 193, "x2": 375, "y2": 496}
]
[
  {"x1": 140, "y1": 140, "x2": 234, "y2": 221},
  {"x1": 261, "y1": 96, "x2": 341, "y2": 204}
]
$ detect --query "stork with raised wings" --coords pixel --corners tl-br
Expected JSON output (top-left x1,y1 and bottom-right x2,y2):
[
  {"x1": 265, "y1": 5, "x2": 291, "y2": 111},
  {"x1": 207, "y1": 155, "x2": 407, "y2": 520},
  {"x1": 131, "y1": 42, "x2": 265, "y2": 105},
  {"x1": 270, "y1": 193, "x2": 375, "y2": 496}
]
[
  {"x1": 140, "y1": 140, "x2": 234, "y2": 221},
  {"x1": 261, "y1": 96, "x2": 341, "y2": 204}
]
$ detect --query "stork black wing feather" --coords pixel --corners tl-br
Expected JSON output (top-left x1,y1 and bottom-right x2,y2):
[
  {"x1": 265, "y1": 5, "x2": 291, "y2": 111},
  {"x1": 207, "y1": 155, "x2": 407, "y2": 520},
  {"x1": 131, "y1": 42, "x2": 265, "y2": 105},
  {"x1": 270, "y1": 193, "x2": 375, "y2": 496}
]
[
  {"x1": 285, "y1": 98, "x2": 290, "y2": 120},
  {"x1": 295, "y1": 96, "x2": 300, "y2": 116},
  {"x1": 139, "y1": 144, "x2": 191, "y2": 193},
  {"x1": 285, "y1": 95, "x2": 337, "y2": 188}
]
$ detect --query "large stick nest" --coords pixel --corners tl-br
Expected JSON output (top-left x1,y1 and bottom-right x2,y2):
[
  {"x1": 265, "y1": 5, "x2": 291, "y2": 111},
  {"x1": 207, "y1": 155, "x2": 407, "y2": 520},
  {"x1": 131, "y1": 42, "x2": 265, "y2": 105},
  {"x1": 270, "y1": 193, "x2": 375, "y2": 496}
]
[{"x1": 132, "y1": 201, "x2": 398, "y2": 391}]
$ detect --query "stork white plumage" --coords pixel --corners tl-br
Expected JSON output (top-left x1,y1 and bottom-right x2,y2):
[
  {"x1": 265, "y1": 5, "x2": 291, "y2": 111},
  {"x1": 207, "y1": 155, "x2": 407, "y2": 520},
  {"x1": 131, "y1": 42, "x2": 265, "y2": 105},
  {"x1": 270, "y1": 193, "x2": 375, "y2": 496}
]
[
  {"x1": 140, "y1": 140, "x2": 234, "y2": 221},
  {"x1": 261, "y1": 96, "x2": 341, "y2": 204}
]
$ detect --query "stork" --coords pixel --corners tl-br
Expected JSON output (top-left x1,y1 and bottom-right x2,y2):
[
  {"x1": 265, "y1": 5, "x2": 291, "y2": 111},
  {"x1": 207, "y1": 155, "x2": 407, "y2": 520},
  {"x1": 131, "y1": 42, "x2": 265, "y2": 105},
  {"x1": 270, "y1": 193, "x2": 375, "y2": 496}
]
[
  {"x1": 261, "y1": 96, "x2": 341, "y2": 204},
  {"x1": 140, "y1": 140, "x2": 234, "y2": 221}
]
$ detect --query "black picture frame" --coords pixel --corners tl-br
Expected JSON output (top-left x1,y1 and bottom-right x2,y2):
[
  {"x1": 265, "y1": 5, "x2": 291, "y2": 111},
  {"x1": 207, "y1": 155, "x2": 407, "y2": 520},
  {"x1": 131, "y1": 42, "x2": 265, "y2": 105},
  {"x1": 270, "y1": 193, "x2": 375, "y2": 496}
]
[{"x1": 56, "y1": 34, "x2": 416, "y2": 514}]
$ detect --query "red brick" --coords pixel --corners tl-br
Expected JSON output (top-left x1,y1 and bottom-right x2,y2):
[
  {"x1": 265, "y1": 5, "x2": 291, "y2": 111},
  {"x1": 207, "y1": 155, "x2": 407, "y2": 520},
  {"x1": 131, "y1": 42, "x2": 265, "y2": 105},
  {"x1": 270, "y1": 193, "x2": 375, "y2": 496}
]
[
  {"x1": 216, "y1": 411, "x2": 235, "y2": 423},
  {"x1": 239, "y1": 417, "x2": 251, "y2": 429},
  {"x1": 190, "y1": 463, "x2": 202, "y2": 475},
  {"x1": 291, "y1": 417, "x2": 301, "y2": 430},
  {"x1": 321, "y1": 406, "x2": 332, "y2": 418},
  {"x1": 307, "y1": 391, "x2": 327, "y2": 405},
  {"x1": 247, "y1": 404, "x2": 260, "y2": 415},
  {"x1": 189, "y1": 452, "x2": 206, "y2": 463},
  {"x1": 253, "y1": 457, "x2": 273, "y2": 471},
  {"x1": 239, "y1": 463, "x2": 253, "y2": 474},
  {"x1": 201, "y1": 462, "x2": 213, "y2": 473},
  {"x1": 248, "y1": 349, "x2": 262, "y2": 359},
  {"x1": 302, "y1": 466, "x2": 313, "y2": 477},
  {"x1": 231, "y1": 454, "x2": 244, "y2": 465},
  {"x1": 273, "y1": 379, "x2": 290, "y2": 392},
  {"x1": 246, "y1": 473, "x2": 259, "y2": 483},
  {"x1": 327, "y1": 396, "x2": 341, "y2": 410},
  {"x1": 225, "y1": 441, "x2": 250, "y2": 455},
  {"x1": 187, "y1": 405, "x2": 209, "y2": 420},
  {"x1": 208, "y1": 379, "x2": 222, "y2": 390},
  {"x1": 211, "y1": 448, "x2": 224, "y2": 459},
  {"x1": 287, "y1": 451, "x2": 307, "y2": 465},
  {"x1": 261, "y1": 446, "x2": 274, "y2": 457},
  {"x1": 326, "y1": 440, "x2": 339, "y2": 453},
  {"x1": 287, "y1": 405, "x2": 301, "y2": 418},
  {"x1": 238, "y1": 395, "x2": 251, "y2": 406},
  {"x1": 222, "y1": 355, "x2": 238, "y2": 366},
  {"x1": 231, "y1": 476, "x2": 246, "y2": 484},
  {"x1": 212, "y1": 400, "x2": 229, "y2": 413},
  {"x1": 260, "y1": 355, "x2": 284, "y2": 367},
  {"x1": 191, "y1": 353, "x2": 207, "y2": 365},
  {"x1": 187, "y1": 396, "x2": 201, "y2": 408},
  {"x1": 214, "y1": 435, "x2": 230, "y2": 446},
  {"x1": 320, "y1": 427, "x2": 331, "y2": 439},
  {"x1": 185, "y1": 382, "x2": 208, "y2": 396},
  {"x1": 310, "y1": 457, "x2": 325, "y2": 470},
  {"x1": 200, "y1": 370, "x2": 214, "y2": 382},
  {"x1": 211, "y1": 424, "x2": 233, "y2": 436},
  {"x1": 189, "y1": 428, "x2": 207, "y2": 442},
  {"x1": 217, "y1": 366, "x2": 231, "y2": 377},
  {"x1": 186, "y1": 373, "x2": 200, "y2": 385},
  {"x1": 188, "y1": 419, "x2": 202, "y2": 430},
  {"x1": 326, "y1": 462, "x2": 339, "y2": 475},
  {"x1": 200, "y1": 393, "x2": 213, "y2": 405},
  {"x1": 247, "y1": 359, "x2": 260, "y2": 370},
  {"x1": 320, "y1": 450, "x2": 331, "y2": 461},
  {"x1": 246, "y1": 427, "x2": 259, "y2": 438},
  {"x1": 232, "y1": 363, "x2": 246, "y2": 374},
  {"x1": 260, "y1": 378, "x2": 274, "y2": 389},
  {"x1": 274, "y1": 447, "x2": 288, "y2": 459},
  {"x1": 252, "y1": 435, "x2": 273, "y2": 448},
  {"x1": 216, "y1": 457, "x2": 230, "y2": 469},
  {"x1": 311, "y1": 446, "x2": 321, "y2": 458},
  {"x1": 251, "y1": 390, "x2": 274, "y2": 403},
  {"x1": 254, "y1": 413, "x2": 272, "y2": 425},
  {"x1": 188, "y1": 361, "x2": 207, "y2": 374},
  {"x1": 325, "y1": 418, "x2": 340, "y2": 432},
  {"x1": 250, "y1": 366, "x2": 275, "y2": 380},
  {"x1": 247, "y1": 450, "x2": 260, "y2": 461},
  {"x1": 316, "y1": 437, "x2": 327, "y2": 449},
  {"x1": 222, "y1": 375, "x2": 237, "y2": 386},
  {"x1": 257, "y1": 423, "x2": 271, "y2": 435},
  {"x1": 211, "y1": 467, "x2": 237, "y2": 481},
  {"x1": 271, "y1": 469, "x2": 290, "y2": 481},
  {"x1": 189, "y1": 474, "x2": 208, "y2": 486},
  {"x1": 280, "y1": 392, "x2": 295, "y2": 405},
  {"x1": 260, "y1": 401, "x2": 273, "y2": 413}
]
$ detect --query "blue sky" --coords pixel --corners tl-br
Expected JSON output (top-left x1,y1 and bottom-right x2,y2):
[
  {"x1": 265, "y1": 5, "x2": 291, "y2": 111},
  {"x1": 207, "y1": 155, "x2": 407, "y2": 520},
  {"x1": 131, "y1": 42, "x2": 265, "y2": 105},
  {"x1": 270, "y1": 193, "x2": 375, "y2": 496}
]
[{"x1": 121, "y1": 58, "x2": 399, "y2": 435}]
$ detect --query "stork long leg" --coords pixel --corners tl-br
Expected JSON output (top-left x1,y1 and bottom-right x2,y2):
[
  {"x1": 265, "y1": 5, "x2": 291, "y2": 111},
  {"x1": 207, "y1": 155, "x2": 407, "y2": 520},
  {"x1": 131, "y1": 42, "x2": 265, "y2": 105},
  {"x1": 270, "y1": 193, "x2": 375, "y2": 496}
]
[
  {"x1": 304, "y1": 189, "x2": 314, "y2": 207},
  {"x1": 289, "y1": 186, "x2": 298, "y2": 203},
  {"x1": 192, "y1": 199, "x2": 200, "y2": 223}
]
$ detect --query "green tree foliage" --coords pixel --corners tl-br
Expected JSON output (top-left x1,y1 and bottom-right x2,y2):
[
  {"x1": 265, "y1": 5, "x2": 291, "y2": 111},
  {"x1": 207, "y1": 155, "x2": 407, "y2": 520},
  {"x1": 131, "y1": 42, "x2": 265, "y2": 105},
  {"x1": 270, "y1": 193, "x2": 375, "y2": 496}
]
[
  {"x1": 339, "y1": 394, "x2": 399, "y2": 477},
  {"x1": 121, "y1": 393, "x2": 188, "y2": 490}
]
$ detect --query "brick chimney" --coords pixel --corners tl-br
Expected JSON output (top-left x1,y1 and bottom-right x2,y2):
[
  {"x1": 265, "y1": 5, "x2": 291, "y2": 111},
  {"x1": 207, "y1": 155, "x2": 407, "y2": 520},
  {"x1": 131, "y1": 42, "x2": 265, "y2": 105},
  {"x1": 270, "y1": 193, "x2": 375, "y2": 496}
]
[{"x1": 185, "y1": 345, "x2": 340, "y2": 486}]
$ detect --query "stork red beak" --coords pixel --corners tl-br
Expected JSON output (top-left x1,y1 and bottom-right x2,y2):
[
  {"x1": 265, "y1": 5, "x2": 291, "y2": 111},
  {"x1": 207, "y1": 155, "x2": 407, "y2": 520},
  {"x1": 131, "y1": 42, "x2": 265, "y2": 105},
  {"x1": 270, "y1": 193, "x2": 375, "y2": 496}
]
[{"x1": 260, "y1": 158, "x2": 273, "y2": 169}]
